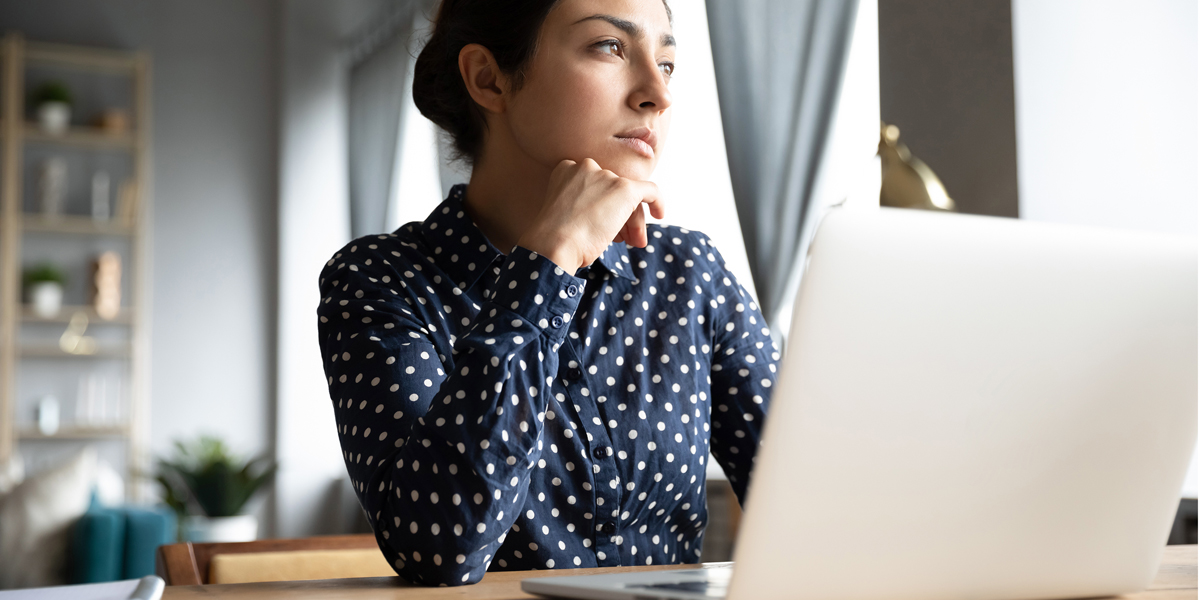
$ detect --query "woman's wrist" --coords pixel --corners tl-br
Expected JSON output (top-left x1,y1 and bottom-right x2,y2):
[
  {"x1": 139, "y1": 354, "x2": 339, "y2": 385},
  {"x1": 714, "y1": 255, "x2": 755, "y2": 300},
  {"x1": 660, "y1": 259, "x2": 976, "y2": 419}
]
[{"x1": 516, "y1": 233, "x2": 579, "y2": 273}]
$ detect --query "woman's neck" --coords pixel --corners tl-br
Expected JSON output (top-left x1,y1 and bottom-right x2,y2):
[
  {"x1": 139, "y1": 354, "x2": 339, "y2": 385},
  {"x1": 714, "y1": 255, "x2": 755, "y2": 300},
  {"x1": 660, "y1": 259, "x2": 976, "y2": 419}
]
[{"x1": 461, "y1": 127, "x2": 552, "y2": 255}]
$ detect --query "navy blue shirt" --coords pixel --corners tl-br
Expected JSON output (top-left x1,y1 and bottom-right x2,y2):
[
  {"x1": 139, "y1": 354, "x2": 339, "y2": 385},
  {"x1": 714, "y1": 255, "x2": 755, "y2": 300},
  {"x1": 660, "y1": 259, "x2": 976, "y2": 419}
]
[{"x1": 317, "y1": 184, "x2": 778, "y2": 586}]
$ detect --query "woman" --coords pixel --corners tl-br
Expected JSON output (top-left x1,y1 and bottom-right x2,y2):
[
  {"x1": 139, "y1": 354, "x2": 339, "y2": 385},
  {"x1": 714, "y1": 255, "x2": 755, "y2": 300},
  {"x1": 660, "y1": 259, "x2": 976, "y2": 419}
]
[{"x1": 317, "y1": 0, "x2": 778, "y2": 586}]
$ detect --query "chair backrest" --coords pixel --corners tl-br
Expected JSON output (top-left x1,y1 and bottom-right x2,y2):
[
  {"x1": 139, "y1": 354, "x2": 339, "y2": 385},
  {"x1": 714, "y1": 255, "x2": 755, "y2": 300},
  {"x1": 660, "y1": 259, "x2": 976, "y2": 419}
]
[{"x1": 156, "y1": 534, "x2": 381, "y2": 585}]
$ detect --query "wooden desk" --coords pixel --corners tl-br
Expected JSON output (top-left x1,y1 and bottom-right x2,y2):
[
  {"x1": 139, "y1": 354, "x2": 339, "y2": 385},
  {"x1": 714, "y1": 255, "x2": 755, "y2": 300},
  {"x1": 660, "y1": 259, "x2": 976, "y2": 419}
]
[{"x1": 162, "y1": 544, "x2": 1197, "y2": 600}]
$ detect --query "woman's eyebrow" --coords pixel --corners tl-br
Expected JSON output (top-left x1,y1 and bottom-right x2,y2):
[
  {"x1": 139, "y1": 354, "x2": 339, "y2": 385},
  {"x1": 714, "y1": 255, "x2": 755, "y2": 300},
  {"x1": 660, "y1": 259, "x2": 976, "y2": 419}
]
[{"x1": 572, "y1": 14, "x2": 676, "y2": 48}]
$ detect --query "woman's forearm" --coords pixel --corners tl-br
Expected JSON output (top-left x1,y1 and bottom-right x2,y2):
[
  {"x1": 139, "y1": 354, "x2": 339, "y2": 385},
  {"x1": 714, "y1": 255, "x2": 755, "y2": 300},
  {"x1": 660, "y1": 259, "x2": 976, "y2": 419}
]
[{"x1": 320, "y1": 245, "x2": 586, "y2": 585}]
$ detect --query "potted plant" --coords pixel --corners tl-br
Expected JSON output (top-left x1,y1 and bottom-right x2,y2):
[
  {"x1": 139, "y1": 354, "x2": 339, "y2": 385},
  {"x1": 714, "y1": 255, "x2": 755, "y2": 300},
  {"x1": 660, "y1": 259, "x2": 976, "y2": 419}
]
[
  {"x1": 31, "y1": 82, "x2": 73, "y2": 135},
  {"x1": 155, "y1": 435, "x2": 276, "y2": 542},
  {"x1": 23, "y1": 264, "x2": 66, "y2": 318}
]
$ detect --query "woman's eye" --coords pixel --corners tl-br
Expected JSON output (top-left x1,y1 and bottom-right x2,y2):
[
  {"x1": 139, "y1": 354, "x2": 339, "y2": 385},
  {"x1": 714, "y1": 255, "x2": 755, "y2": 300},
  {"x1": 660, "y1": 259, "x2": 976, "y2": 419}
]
[
  {"x1": 659, "y1": 62, "x2": 675, "y2": 78},
  {"x1": 597, "y1": 40, "x2": 623, "y2": 56}
]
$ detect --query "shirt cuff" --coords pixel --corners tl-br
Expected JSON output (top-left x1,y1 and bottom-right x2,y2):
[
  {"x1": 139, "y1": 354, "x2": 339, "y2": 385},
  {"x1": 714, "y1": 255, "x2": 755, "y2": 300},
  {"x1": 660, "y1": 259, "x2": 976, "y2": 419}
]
[{"x1": 487, "y1": 247, "x2": 586, "y2": 345}]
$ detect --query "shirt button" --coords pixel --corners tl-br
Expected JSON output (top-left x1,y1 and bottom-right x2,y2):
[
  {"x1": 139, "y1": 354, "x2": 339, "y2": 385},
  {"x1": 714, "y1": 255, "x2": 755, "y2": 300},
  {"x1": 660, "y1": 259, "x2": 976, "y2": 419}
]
[
  {"x1": 592, "y1": 446, "x2": 607, "y2": 460},
  {"x1": 551, "y1": 315, "x2": 564, "y2": 328},
  {"x1": 567, "y1": 367, "x2": 582, "y2": 381},
  {"x1": 601, "y1": 521, "x2": 616, "y2": 535},
  {"x1": 566, "y1": 284, "x2": 579, "y2": 297}
]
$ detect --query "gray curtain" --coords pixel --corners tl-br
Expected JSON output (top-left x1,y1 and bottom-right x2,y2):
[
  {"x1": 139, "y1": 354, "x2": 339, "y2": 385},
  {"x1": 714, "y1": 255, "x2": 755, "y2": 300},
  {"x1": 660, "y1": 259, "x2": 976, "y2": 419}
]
[
  {"x1": 346, "y1": 1, "x2": 427, "y2": 238},
  {"x1": 706, "y1": 0, "x2": 859, "y2": 325}
]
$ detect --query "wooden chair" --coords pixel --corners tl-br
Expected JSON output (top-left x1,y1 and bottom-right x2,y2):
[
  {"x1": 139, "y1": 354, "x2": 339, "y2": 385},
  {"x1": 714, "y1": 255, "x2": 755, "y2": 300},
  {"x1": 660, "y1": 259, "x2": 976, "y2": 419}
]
[{"x1": 156, "y1": 534, "x2": 389, "y2": 585}]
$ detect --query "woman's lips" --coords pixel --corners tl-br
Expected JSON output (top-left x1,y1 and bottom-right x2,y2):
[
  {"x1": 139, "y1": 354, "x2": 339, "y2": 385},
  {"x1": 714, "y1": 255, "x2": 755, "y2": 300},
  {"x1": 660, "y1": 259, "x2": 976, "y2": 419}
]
[
  {"x1": 615, "y1": 135, "x2": 655, "y2": 159},
  {"x1": 614, "y1": 127, "x2": 657, "y2": 159}
]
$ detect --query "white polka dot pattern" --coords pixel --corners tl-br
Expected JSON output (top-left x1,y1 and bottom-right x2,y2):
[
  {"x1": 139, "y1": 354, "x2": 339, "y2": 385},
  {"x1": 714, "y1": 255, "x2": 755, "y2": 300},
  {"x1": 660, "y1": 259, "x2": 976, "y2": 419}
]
[{"x1": 317, "y1": 185, "x2": 777, "y2": 586}]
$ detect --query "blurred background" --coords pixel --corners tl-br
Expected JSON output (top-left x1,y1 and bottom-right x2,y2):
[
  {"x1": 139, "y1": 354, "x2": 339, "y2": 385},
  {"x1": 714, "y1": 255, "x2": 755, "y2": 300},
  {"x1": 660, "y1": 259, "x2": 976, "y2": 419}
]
[{"x1": 0, "y1": 0, "x2": 1194, "y2": 589}]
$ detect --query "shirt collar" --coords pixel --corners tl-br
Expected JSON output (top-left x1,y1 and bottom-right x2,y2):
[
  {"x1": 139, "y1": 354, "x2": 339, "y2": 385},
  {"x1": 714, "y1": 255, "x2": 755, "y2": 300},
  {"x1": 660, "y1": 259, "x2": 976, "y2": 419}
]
[
  {"x1": 418, "y1": 185, "x2": 503, "y2": 292},
  {"x1": 418, "y1": 184, "x2": 637, "y2": 290},
  {"x1": 595, "y1": 237, "x2": 636, "y2": 281}
]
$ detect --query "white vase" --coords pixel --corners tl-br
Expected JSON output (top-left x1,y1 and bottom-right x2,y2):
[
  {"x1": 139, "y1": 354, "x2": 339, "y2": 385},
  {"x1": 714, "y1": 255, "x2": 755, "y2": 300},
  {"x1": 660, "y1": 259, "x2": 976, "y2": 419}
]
[
  {"x1": 30, "y1": 282, "x2": 63, "y2": 317},
  {"x1": 183, "y1": 514, "x2": 259, "y2": 543},
  {"x1": 36, "y1": 395, "x2": 60, "y2": 435},
  {"x1": 37, "y1": 102, "x2": 70, "y2": 135}
]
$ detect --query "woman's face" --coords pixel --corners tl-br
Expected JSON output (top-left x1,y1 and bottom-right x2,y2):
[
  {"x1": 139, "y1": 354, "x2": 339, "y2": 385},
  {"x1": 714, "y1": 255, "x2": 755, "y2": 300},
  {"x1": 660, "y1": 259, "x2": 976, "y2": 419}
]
[{"x1": 502, "y1": 0, "x2": 675, "y2": 181}]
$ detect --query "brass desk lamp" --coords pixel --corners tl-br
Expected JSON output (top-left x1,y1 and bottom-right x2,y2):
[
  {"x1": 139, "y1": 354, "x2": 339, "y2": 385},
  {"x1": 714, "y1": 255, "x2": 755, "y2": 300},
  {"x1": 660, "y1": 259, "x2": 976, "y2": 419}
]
[{"x1": 878, "y1": 123, "x2": 956, "y2": 212}]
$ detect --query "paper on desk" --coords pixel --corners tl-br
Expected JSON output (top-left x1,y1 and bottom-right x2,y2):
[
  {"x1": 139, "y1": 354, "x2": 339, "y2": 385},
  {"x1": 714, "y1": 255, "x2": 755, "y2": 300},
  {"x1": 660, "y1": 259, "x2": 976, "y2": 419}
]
[{"x1": 0, "y1": 576, "x2": 164, "y2": 600}]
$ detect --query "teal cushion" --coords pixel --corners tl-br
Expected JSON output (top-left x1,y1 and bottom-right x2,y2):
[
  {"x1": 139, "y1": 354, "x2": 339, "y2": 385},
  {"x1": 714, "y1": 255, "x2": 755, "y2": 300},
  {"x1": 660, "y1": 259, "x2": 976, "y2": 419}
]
[
  {"x1": 70, "y1": 501, "x2": 125, "y2": 583},
  {"x1": 69, "y1": 491, "x2": 178, "y2": 583},
  {"x1": 120, "y1": 506, "x2": 176, "y2": 579}
]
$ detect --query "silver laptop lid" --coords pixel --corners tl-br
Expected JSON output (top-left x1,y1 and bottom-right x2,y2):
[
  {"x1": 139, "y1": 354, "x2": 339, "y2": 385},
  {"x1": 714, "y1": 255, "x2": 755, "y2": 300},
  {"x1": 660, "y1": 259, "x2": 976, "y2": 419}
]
[{"x1": 730, "y1": 207, "x2": 1196, "y2": 600}]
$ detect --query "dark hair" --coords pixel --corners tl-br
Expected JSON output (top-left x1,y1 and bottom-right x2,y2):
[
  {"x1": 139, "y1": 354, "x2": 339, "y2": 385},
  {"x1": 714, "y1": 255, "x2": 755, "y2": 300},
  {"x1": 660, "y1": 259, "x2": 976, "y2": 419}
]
[
  {"x1": 413, "y1": 0, "x2": 672, "y2": 165},
  {"x1": 412, "y1": 0, "x2": 561, "y2": 165}
]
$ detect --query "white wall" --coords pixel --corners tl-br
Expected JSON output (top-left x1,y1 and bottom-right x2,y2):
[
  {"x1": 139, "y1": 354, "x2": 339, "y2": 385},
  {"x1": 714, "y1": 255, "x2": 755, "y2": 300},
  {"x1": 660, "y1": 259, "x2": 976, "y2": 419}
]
[
  {"x1": 1013, "y1": 0, "x2": 1197, "y2": 237},
  {"x1": 145, "y1": 0, "x2": 279, "y2": 495},
  {"x1": 1011, "y1": 0, "x2": 1198, "y2": 497}
]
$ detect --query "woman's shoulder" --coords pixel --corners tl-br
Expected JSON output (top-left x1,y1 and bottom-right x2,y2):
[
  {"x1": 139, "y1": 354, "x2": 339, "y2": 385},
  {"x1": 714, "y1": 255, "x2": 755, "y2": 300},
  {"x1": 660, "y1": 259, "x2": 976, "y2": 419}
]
[
  {"x1": 322, "y1": 224, "x2": 431, "y2": 271},
  {"x1": 635, "y1": 223, "x2": 727, "y2": 271},
  {"x1": 318, "y1": 224, "x2": 433, "y2": 293}
]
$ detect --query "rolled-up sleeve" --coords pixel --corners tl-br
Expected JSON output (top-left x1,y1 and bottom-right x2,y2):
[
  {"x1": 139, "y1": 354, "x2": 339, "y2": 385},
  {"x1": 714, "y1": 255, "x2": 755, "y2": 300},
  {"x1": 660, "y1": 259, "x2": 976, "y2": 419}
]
[{"x1": 318, "y1": 244, "x2": 586, "y2": 586}]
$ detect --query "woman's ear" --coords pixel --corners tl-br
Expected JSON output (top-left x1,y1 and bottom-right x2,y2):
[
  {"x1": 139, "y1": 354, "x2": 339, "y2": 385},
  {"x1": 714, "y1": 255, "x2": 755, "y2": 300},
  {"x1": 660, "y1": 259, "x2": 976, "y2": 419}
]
[{"x1": 459, "y1": 43, "x2": 509, "y2": 115}]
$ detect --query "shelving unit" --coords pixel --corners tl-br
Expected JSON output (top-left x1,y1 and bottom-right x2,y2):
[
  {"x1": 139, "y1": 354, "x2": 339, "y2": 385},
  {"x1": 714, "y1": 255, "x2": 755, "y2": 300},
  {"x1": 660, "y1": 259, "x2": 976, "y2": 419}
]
[
  {"x1": 17, "y1": 425, "x2": 130, "y2": 440},
  {"x1": 25, "y1": 125, "x2": 136, "y2": 150},
  {"x1": 0, "y1": 34, "x2": 150, "y2": 500}
]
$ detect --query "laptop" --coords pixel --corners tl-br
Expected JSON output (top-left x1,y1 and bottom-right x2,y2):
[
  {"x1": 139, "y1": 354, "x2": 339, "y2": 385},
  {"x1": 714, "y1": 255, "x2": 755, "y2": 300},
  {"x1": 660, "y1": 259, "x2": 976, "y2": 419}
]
[
  {"x1": 522, "y1": 206, "x2": 1197, "y2": 600},
  {"x1": 0, "y1": 576, "x2": 164, "y2": 600}
]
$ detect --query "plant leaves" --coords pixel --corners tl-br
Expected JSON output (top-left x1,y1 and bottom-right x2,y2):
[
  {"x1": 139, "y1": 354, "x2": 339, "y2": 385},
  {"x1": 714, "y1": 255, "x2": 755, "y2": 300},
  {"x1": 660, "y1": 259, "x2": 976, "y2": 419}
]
[{"x1": 154, "y1": 436, "x2": 276, "y2": 518}]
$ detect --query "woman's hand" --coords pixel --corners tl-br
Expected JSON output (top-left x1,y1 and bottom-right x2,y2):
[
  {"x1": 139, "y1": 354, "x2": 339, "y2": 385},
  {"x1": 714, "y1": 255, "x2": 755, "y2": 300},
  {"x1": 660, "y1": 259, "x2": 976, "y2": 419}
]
[{"x1": 517, "y1": 159, "x2": 666, "y2": 272}]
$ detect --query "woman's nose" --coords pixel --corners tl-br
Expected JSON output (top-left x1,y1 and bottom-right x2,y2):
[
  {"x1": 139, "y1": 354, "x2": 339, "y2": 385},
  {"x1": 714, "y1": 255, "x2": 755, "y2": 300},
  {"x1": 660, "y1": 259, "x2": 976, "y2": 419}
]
[{"x1": 631, "y1": 59, "x2": 672, "y2": 113}]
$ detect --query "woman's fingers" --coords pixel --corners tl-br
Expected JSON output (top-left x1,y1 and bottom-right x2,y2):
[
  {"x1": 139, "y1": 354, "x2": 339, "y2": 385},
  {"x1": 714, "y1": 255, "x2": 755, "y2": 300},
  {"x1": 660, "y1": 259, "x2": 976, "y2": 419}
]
[
  {"x1": 622, "y1": 203, "x2": 648, "y2": 247},
  {"x1": 611, "y1": 179, "x2": 661, "y2": 247},
  {"x1": 625, "y1": 179, "x2": 666, "y2": 220}
]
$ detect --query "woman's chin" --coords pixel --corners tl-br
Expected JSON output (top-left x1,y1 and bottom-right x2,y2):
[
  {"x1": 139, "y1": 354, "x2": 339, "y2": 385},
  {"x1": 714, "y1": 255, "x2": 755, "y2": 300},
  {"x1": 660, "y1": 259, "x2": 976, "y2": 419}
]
[{"x1": 597, "y1": 155, "x2": 656, "y2": 181}]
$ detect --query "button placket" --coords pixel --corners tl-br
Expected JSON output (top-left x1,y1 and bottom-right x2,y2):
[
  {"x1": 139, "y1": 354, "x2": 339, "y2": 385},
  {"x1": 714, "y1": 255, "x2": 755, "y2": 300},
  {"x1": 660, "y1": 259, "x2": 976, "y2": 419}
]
[{"x1": 555, "y1": 342, "x2": 623, "y2": 566}]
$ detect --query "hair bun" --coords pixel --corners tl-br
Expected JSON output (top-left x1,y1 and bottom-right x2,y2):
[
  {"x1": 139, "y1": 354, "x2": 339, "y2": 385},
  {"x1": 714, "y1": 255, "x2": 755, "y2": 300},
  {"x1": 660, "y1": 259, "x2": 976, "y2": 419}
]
[{"x1": 410, "y1": 0, "x2": 560, "y2": 165}]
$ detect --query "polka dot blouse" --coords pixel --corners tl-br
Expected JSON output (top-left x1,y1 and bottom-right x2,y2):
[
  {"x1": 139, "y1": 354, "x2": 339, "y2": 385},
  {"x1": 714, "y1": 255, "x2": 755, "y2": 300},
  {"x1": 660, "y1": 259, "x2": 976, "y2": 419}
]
[{"x1": 317, "y1": 184, "x2": 778, "y2": 586}]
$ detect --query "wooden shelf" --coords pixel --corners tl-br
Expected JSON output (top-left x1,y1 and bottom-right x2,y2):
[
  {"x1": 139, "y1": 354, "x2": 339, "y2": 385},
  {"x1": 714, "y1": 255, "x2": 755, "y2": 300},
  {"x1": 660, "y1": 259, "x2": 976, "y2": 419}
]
[
  {"x1": 18, "y1": 425, "x2": 130, "y2": 440},
  {"x1": 20, "y1": 305, "x2": 134, "y2": 324},
  {"x1": 18, "y1": 343, "x2": 131, "y2": 358},
  {"x1": 24, "y1": 123, "x2": 135, "y2": 150},
  {"x1": 25, "y1": 41, "x2": 139, "y2": 73},
  {"x1": 22, "y1": 213, "x2": 134, "y2": 235}
]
